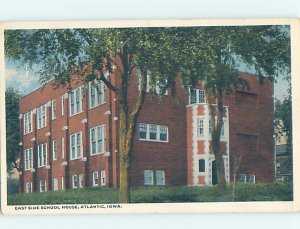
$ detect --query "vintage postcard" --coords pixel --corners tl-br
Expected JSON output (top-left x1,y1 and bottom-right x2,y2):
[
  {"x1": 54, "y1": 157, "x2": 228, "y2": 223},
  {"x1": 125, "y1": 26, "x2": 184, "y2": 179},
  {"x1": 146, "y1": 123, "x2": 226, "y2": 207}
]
[{"x1": 0, "y1": 19, "x2": 299, "y2": 215}]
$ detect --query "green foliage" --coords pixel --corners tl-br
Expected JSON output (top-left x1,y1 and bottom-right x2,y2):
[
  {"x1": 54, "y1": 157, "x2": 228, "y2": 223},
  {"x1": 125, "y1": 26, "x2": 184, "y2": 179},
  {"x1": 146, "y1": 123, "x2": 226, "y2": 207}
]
[
  {"x1": 6, "y1": 87, "x2": 23, "y2": 173},
  {"x1": 7, "y1": 178, "x2": 19, "y2": 194},
  {"x1": 7, "y1": 183, "x2": 292, "y2": 205}
]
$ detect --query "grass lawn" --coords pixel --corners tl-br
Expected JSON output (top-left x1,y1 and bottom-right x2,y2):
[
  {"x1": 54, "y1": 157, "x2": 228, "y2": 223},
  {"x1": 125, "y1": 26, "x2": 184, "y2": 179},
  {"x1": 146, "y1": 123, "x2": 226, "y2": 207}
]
[{"x1": 7, "y1": 182, "x2": 292, "y2": 205}]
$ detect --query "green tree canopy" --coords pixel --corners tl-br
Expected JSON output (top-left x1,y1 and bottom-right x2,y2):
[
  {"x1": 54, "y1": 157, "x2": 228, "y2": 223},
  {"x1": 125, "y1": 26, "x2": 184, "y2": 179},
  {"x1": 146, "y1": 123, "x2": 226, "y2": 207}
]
[{"x1": 6, "y1": 87, "x2": 23, "y2": 174}]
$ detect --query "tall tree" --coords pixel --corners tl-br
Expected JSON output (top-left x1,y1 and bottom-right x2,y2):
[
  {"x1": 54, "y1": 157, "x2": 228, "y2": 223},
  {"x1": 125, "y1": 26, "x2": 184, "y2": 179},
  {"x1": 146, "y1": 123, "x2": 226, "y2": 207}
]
[
  {"x1": 6, "y1": 87, "x2": 23, "y2": 174},
  {"x1": 275, "y1": 93, "x2": 292, "y2": 180}
]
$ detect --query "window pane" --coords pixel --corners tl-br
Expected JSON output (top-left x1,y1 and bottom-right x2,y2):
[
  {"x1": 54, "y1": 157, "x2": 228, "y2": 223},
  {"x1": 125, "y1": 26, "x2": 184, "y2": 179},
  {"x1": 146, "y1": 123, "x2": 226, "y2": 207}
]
[
  {"x1": 199, "y1": 159, "x2": 205, "y2": 172},
  {"x1": 149, "y1": 125, "x2": 157, "y2": 140},
  {"x1": 97, "y1": 126, "x2": 103, "y2": 153},
  {"x1": 97, "y1": 82, "x2": 103, "y2": 105},
  {"x1": 139, "y1": 124, "x2": 147, "y2": 139},
  {"x1": 159, "y1": 126, "x2": 167, "y2": 141},
  {"x1": 199, "y1": 90, "x2": 206, "y2": 103},
  {"x1": 198, "y1": 119, "x2": 204, "y2": 135},
  {"x1": 43, "y1": 144, "x2": 46, "y2": 166},
  {"x1": 190, "y1": 88, "x2": 197, "y2": 104},
  {"x1": 239, "y1": 174, "x2": 246, "y2": 183},
  {"x1": 144, "y1": 170, "x2": 153, "y2": 185},
  {"x1": 76, "y1": 133, "x2": 81, "y2": 158},
  {"x1": 71, "y1": 135, "x2": 76, "y2": 159},
  {"x1": 156, "y1": 170, "x2": 165, "y2": 185}
]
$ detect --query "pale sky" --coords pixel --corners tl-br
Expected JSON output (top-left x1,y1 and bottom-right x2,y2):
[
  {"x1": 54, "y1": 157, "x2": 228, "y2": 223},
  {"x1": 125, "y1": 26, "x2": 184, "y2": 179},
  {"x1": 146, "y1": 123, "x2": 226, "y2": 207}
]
[{"x1": 5, "y1": 59, "x2": 290, "y2": 101}]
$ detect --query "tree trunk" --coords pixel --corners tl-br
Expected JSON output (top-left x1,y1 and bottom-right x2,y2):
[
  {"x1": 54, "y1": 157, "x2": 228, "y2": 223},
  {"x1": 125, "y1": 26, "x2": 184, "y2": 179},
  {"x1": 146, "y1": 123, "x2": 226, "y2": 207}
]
[
  {"x1": 206, "y1": 87, "x2": 226, "y2": 192},
  {"x1": 118, "y1": 60, "x2": 147, "y2": 203},
  {"x1": 119, "y1": 106, "x2": 131, "y2": 203}
]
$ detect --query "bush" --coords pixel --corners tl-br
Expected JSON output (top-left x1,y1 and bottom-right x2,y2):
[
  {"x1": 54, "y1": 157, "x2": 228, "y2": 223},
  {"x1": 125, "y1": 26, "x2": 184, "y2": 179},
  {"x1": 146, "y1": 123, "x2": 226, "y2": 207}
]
[{"x1": 7, "y1": 182, "x2": 293, "y2": 205}]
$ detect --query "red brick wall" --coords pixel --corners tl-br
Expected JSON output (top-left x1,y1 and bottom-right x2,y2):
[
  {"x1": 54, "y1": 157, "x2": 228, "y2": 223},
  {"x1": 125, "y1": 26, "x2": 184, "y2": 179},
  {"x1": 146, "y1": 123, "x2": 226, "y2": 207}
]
[{"x1": 226, "y1": 72, "x2": 274, "y2": 183}]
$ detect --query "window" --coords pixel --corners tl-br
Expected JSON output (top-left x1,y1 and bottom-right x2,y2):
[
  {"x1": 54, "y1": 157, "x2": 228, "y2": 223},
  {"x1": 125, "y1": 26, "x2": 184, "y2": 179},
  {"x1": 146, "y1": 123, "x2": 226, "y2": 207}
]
[
  {"x1": 24, "y1": 148, "x2": 33, "y2": 170},
  {"x1": 61, "y1": 95, "x2": 64, "y2": 116},
  {"x1": 198, "y1": 119, "x2": 204, "y2": 136},
  {"x1": 149, "y1": 124, "x2": 157, "y2": 140},
  {"x1": 79, "y1": 174, "x2": 84, "y2": 188},
  {"x1": 199, "y1": 159, "x2": 205, "y2": 172},
  {"x1": 89, "y1": 81, "x2": 106, "y2": 108},
  {"x1": 189, "y1": 88, "x2": 206, "y2": 104},
  {"x1": 51, "y1": 100, "x2": 56, "y2": 120},
  {"x1": 139, "y1": 124, "x2": 147, "y2": 140},
  {"x1": 69, "y1": 87, "x2": 82, "y2": 116},
  {"x1": 72, "y1": 175, "x2": 78, "y2": 189},
  {"x1": 37, "y1": 104, "x2": 47, "y2": 129},
  {"x1": 25, "y1": 182, "x2": 32, "y2": 193},
  {"x1": 144, "y1": 170, "x2": 154, "y2": 185},
  {"x1": 52, "y1": 140, "x2": 57, "y2": 160},
  {"x1": 53, "y1": 178, "x2": 58, "y2": 191},
  {"x1": 239, "y1": 174, "x2": 255, "y2": 183},
  {"x1": 239, "y1": 174, "x2": 246, "y2": 183},
  {"x1": 139, "y1": 123, "x2": 168, "y2": 142},
  {"x1": 70, "y1": 132, "x2": 82, "y2": 160},
  {"x1": 156, "y1": 170, "x2": 165, "y2": 185},
  {"x1": 159, "y1": 126, "x2": 168, "y2": 141},
  {"x1": 144, "y1": 170, "x2": 165, "y2": 185},
  {"x1": 246, "y1": 174, "x2": 255, "y2": 183},
  {"x1": 93, "y1": 171, "x2": 99, "y2": 187},
  {"x1": 100, "y1": 170, "x2": 106, "y2": 186},
  {"x1": 138, "y1": 74, "x2": 168, "y2": 95},
  {"x1": 38, "y1": 143, "x2": 47, "y2": 167},
  {"x1": 39, "y1": 180, "x2": 47, "y2": 192},
  {"x1": 61, "y1": 137, "x2": 65, "y2": 159},
  {"x1": 90, "y1": 125, "x2": 105, "y2": 155},
  {"x1": 23, "y1": 111, "x2": 32, "y2": 134}
]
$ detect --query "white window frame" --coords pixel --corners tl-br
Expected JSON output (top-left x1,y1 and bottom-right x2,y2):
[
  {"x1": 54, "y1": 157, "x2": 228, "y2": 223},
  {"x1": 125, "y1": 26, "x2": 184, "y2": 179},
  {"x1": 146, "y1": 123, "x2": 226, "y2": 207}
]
[
  {"x1": 138, "y1": 74, "x2": 168, "y2": 95},
  {"x1": 144, "y1": 170, "x2": 154, "y2": 185},
  {"x1": 138, "y1": 123, "x2": 168, "y2": 143},
  {"x1": 90, "y1": 125, "x2": 106, "y2": 156},
  {"x1": 92, "y1": 171, "x2": 99, "y2": 187},
  {"x1": 61, "y1": 177, "x2": 64, "y2": 191},
  {"x1": 52, "y1": 140, "x2": 57, "y2": 160},
  {"x1": 239, "y1": 174, "x2": 246, "y2": 183},
  {"x1": 89, "y1": 81, "x2": 106, "y2": 109},
  {"x1": 70, "y1": 132, "x2": 83, "y2": 160},
  {"x1": 25, "y1": 182, "x2": 32, "y2": 193},
  {"x1": 61, "y1": 95, "x2": 65, "y2": 116},
  {"x1": 79, "y1": 174, "x2": 84, "y2": 188},
  {"x1": 72, "y1": 175, "x2": 78, "y2": 189},
  {"x1": 37, "y1": 104, "x2": 47, "y2": 129},
  {"x1": 198, "y1": 119, "x2": 204, "y2": 136},
  {"x1": 246, "y1": 174, "x2": 256, "y2": 183},
  {"x1": 61, "y1": 137, "x2": 65, "y2": 159},
  {"x1": 39, "y1": 180, "x2": 47, "y2": 192},
  {"x1": 189, "y1": 88, "x2": 206, "y2": 104},
  {"x1": 23, "y1": 111, "x2": 32, "y2": 135},
  {"x1": 51, "y1": 100, "x2": 56, "y2": 120},
  {"x1": 69, "y1": 86, "x2": 83, "y2": 116},
  {"x1": 37, "y1": 143, "x2": 47, "y2": 168},
  {"x1": 53, "y1": 177, "x2": 58, "y2": 191},
  {"x1": 155, "y1": 170, "x2": 165, "y2": 186},
  {"x1": 24, "y1": 148, "x2": 33, "y2": 170},
  {"x1": 100, "y1": 170, "x2": 106, "y2": 186}
]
